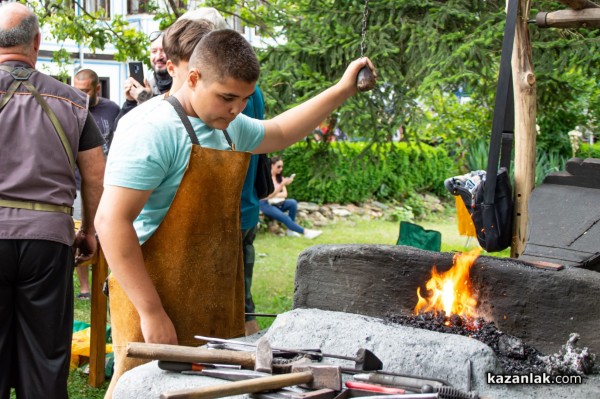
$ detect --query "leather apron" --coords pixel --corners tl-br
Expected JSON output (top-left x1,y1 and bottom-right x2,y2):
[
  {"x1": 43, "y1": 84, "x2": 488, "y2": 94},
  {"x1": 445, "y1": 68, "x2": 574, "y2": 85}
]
[{"x1": 105, "y1": 141, "x2": 250, "y2": 397}]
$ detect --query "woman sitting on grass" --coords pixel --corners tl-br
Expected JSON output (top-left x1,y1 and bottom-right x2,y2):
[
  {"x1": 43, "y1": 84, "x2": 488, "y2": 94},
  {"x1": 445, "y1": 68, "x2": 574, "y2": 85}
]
[{"x1": 259, "y1": 156, "x2": 322, "y2": 239}]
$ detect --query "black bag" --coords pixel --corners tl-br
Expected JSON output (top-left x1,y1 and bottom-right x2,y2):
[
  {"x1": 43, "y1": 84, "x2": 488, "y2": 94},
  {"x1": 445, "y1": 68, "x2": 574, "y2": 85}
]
[
  {"x1": 255, "y1": 154, "x2": 274, "y2": 199},
  {"x1": 448, "y1": 168, "x2": 513, "y2": 252},
  {"x1": 446, "y1": 0, "x2": 517, "y2": 252}
]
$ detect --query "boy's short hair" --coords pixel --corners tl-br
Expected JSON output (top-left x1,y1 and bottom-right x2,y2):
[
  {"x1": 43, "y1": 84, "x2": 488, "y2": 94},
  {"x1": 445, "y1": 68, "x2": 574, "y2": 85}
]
[
  {"x1": 163, "y1": 18, "x2": 215, "y2": 66},
  {"x1": 189, "y1": 29, "x2": 260, "y2": 84}
]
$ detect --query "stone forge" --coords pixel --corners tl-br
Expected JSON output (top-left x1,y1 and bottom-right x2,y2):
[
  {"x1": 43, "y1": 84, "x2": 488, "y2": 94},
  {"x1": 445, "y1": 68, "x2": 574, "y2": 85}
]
[{"x1": 292, "y1": 244, "x2": 600, "y2": 355}]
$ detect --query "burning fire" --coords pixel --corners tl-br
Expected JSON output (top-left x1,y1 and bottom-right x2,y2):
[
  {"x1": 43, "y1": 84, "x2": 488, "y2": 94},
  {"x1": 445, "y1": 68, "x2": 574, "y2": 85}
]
[{"x1": 414, "y1": 248, "x2": 482, "y2": 319}]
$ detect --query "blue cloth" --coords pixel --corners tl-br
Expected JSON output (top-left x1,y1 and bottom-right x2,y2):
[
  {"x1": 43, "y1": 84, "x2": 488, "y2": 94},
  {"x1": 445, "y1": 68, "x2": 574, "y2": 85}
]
[
  {"x1": 106, "y1": 97, "x2": 264, "y2": 244},
  {"x1": 259, "y1": 199, "x2": 304, "y2": 234},
  {"x1": 240, "y1": 86, "x2": 265, "y2": 230}
]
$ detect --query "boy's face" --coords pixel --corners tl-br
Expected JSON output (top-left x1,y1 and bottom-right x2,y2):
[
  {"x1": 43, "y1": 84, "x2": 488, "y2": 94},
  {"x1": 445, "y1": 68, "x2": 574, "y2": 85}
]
[{"x1": 187, "y1": 68, "x2": 256, "y2": 130}]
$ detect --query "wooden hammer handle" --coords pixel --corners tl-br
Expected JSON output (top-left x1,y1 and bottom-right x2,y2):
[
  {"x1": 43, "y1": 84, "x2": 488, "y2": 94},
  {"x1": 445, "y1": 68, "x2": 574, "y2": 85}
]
[
  {"x1": 126, "y1": 342, "x2": 256, "y2": 369},
  {"x1": 160, "y1": 371, "x2": 313, "y2": 399}
]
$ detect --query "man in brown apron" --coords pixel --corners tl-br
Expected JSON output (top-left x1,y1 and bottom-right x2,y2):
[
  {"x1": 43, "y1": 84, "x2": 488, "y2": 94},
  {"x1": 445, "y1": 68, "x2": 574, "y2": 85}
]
[{"x1": 95, "y1": 29, "x2": 375, "y2": 397}]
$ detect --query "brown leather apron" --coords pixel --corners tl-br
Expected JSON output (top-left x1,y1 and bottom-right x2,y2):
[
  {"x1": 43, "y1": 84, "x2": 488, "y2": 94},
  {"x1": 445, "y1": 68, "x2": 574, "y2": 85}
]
[{"x1": 105, "y1": 140, "x2": 250, "y2": 397}]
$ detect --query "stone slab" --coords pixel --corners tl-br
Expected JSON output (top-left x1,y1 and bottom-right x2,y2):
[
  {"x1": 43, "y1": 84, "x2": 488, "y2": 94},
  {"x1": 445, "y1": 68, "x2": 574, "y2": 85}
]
[{"x1": 114, "y1": 309, "x2": 600, "y2": 399}]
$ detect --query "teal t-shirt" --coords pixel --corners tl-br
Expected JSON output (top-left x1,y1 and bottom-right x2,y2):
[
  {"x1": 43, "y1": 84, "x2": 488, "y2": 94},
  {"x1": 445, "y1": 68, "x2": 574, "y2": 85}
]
[
  {"x1": 240, "y1": 87, "x2": 265, "y2": 230},
  {"x1": 106, "y1": 98, "x2": 264, "y2": 244}
]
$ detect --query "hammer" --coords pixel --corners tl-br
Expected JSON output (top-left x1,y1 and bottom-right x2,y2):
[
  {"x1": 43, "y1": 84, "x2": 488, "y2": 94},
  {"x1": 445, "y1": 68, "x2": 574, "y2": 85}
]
[
  {"x1": 160, "y1": 364, "x2": 342, "y2": 399},
  {"x1": 127, "y1": 336, "x2": 274, "y2": 373},
  {"x1": 195, "y1": 335, "x2": 383, "y2": 371}
]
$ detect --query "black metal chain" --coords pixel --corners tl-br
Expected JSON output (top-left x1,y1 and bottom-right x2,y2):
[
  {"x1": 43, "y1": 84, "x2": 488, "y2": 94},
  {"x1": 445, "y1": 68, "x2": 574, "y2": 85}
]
[{"x1": 360, "y1": 0, "x2": 369, "y2": 58}]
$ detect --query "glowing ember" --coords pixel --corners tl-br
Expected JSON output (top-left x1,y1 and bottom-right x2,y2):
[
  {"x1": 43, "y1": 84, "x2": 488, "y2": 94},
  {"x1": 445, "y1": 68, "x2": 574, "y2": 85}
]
[{"x1": 414, "y1": 248, "x2": 481, "y2": 319}]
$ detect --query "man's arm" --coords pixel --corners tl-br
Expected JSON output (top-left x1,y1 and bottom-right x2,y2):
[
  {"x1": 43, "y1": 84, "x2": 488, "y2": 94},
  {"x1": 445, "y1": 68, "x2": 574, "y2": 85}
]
[
  {"x1": 76, "y1": 145, "x2": 105, "y2": 233},
  {"x1": 95, "y1": 185, "x2": 178, "y2": 344},
  {"x1": 74, "y1": 113, "x2": 106, "y2": 263},
  {"x1": 253, "y1": 58, "x2": 375, "y2": 154}
]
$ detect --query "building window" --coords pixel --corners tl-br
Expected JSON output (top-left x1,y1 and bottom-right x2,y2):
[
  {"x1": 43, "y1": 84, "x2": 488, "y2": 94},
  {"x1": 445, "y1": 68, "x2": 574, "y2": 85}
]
[
  {"x1": 128, "y1": 0, "x2": 149, "y2": 14},
  {"x1": 80, "y1": 0, "x2": 111, "y2": 18}
]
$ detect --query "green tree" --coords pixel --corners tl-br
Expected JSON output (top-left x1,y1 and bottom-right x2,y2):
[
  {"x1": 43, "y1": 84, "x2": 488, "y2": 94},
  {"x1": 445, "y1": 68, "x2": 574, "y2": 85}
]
[
  {"x1": 29, "y1": 0, "x2": 600, "y2": 163},
  {"x1": 26, "y1": 0, "x2": 149, "y2": 70}
]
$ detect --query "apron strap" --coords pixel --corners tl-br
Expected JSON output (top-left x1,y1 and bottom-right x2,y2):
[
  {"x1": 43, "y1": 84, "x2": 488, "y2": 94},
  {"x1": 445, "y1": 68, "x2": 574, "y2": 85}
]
[{"x1": 165, "y1": 95, "x2": 235, "y2": 150}]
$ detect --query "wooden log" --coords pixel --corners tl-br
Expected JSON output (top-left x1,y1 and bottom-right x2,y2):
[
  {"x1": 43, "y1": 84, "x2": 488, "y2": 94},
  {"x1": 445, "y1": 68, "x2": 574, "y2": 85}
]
[
  {"x1": 511, "y1": 0, "x2": 537, "y2": 258},
  {"x1": 535, "y1": 9, "x2": 600, "y2": 28},
  {"x1": 556, "y1": 0, "x2": 600, "y2": 10}
]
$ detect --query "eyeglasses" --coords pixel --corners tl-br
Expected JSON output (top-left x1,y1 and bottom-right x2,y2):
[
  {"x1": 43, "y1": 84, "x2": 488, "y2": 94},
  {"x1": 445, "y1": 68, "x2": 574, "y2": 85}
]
[{"x1": 149, "y1": 31, "x2": 163, "y2": 42}]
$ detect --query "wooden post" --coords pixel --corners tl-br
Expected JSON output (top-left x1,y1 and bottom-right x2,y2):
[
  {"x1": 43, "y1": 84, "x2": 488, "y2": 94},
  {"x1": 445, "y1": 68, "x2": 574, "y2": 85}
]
[
  {"x1": 88, "y1": 246, "x2": 108, "y2": 387},
  {"x1": 511, "y1": 0, "x2": 537, "y2": 258}
]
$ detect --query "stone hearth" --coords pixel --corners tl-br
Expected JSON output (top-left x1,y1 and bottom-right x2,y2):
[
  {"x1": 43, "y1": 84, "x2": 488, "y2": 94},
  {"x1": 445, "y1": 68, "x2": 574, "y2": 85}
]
[{"x1": 293, "y1": 244, "x2": 600, "y2": 355}]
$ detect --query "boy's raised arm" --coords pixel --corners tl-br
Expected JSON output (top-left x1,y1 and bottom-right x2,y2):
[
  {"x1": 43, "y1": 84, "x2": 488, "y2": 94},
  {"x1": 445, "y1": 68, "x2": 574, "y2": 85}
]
[{"x1": 254, "y1": 57, "x2": 376, "y2": 154}]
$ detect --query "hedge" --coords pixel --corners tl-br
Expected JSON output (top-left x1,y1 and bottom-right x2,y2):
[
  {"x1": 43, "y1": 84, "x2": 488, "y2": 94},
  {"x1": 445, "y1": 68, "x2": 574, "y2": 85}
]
[
  {"x1": 578, "y1": 143, "x2": 600, "y2": 159},
  {"x1": 276, "y1": 141, "x2": 457, "y2": 204}
]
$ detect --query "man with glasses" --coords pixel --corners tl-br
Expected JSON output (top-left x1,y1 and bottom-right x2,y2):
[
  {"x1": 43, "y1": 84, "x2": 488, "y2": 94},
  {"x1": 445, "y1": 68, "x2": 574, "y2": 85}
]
[{"x1": 117, "y1": 30, "x2": 173, "y2": 119}]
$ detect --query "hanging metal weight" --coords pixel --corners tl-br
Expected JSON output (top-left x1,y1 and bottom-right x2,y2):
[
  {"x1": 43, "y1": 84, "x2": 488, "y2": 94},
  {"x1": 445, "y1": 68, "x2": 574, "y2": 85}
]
[{"x1": 356, "y1": 0, "x2": 376, "y2": 92}]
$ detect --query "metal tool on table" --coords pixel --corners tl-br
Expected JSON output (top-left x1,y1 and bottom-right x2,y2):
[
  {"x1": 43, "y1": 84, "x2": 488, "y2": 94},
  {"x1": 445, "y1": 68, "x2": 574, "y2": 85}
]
[
  {"x1": 250, "y1": 387, "x2": 337, "y2": 399},
  {"x1": 158, "y1": 361, "x2": 242, "y2": 373},
  {"x1": 353, "y1": 372, "x2": 449, "y2": 392},
  {"x1": 344, "y1": 381, "x2": 405, "y2": 394},
  {"x1": 127, "y1": 336, "x2": 273, "y2": 373},
  {"x1": 159, "y1": 363, "x2": 342, "y2": 399},
  {"x1": 195, "y1": 335, "x2": 383, "y2": 372},
  {"x1": 356, "y1": 0, "x2": 376, "y2": 92}
]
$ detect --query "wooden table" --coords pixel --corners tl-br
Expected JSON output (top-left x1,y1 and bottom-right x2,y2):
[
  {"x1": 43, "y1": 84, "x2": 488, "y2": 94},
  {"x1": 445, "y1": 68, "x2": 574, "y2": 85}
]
[{"x1": 78, "y1": 245, "x2": 109, "y2": 387}]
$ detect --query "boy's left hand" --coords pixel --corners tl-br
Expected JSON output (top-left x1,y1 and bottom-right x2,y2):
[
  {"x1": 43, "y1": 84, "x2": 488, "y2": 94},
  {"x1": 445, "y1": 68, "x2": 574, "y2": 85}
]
[{"x1": 339, "y1": 57, "x2": 376, "y2": 95}]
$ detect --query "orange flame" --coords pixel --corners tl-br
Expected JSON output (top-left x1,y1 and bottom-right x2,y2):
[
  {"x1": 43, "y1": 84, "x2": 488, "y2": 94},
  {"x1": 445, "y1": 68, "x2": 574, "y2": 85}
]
[{"x1": 414, "y1": 248, "x2": 481, "y2": 318}]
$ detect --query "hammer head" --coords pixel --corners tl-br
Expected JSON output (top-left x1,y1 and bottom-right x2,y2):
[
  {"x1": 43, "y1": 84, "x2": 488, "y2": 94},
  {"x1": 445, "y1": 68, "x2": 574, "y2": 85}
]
[
  {"x1": 254, "y1": 336, "x2": 273, "y2": 373},
  {"x1": 291, "y1": 364, "x2": 342, "y2": 391},
  {"x1": 355, "y1": 348, "x2": 383, "y2": 371}
]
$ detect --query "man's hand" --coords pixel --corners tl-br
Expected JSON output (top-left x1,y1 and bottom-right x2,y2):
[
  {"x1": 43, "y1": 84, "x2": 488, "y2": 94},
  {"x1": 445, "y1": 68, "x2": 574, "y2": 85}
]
[
  {"x1": 124, "y1": 77, "x2": 152, "y2": 103},
  {"x1": 140, "y1": 309, "x2": 178, "y2": 344},
  {"x1": 73, "y1": 229, "x2": 97, "y2": 264}
]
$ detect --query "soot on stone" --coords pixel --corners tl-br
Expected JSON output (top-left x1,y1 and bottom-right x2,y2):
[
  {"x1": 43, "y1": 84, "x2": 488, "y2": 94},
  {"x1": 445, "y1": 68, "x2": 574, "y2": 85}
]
[{"x1": 385, "y1": 312, "x2": 546, "y2": 375}]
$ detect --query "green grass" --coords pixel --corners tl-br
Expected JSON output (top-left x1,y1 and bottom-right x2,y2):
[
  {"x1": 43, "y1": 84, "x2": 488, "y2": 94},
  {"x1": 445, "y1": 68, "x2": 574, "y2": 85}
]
[{"x1": 68, "y1": 209, "x2": 505, "y2": 396}]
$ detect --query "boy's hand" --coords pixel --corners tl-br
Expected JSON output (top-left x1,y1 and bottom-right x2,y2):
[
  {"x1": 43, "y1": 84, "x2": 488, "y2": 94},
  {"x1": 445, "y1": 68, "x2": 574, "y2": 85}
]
[
  {"x1": 339, "y1": 57, "x2": 377, "y2": 96},
  {"x1": 140, "y1": 308, "x2": 178, "y2": 344}
]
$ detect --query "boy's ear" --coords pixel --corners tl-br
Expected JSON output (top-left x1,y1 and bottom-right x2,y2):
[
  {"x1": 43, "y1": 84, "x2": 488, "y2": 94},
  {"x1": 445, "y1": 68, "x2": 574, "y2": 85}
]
[
  {"x1": 188, "y1": 68, "x2": 201, "y2": 88},
  {"x1": 166, "y1": 60, "x2": 176, "y2": 77}
]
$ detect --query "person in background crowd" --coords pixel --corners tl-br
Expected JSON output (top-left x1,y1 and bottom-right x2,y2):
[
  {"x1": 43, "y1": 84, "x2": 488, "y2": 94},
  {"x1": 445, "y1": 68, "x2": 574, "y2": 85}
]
[
  {"x1": 72, "y1": 68, "x2": 119, "y2": 300},
  {"x1": 0, "y1": 3, "x2": 105, "y2": 398},
  {"x1": 260, "y1": 156, "x2": 322, "y2": 239},
  {"x1": 115, "y1": 29, "x2": 172, "y2": 121},
  {"x1": 74, "y1": 68, "x2": 120, "y2": 154}
]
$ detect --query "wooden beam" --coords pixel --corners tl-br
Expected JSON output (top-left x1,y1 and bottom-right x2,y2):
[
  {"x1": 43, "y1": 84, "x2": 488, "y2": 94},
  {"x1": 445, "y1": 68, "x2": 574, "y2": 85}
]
[
  {"x1": 511, "y1": 0, "x2": 537, "y2": 258},
  {"x1": 88, "y1": 247, "x2": 108, "y2": 387},
  {"x1": 556, "y1": 0, "x2": 600, "y2": 10},
  {"x1": 535, "y1": 9, "x2": 600, "y2": 28}
]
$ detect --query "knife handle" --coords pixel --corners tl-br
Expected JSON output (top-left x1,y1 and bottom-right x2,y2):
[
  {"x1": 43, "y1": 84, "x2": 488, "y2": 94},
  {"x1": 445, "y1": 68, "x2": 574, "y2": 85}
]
[{"x1": 345, "y1": 381, "x2": 405, "y2": 394}]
